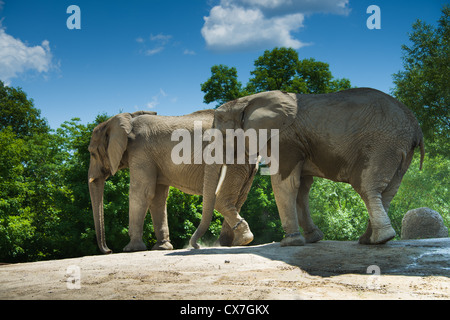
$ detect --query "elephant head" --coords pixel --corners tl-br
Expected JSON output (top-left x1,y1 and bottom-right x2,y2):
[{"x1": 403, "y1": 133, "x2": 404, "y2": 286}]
[
  {"x1": 190, "y1": 91, "x2": 298, "y2": 248},
  {"x1": 88, "y1": 111, "x2": 156, "y2": 254}
]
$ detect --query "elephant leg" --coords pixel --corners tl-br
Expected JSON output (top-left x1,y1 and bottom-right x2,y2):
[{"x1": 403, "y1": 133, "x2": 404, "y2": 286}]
[
  {"x1": 271, "y1": 162, "x2": 305, "y2": 247},
  {"x1": 381, "y1": 149, "x2": 413, "y2": 214},
  {"x1": 357, "y1": 151, "x2": 409, "y2": 244},
  {"x1": 148, "y1": 184, "x2": 173, "y2": 250},
  {"x1": 216, "y1": 202, "x2": 253, "y2": 247},
  {"x1": 124, "y1": 167, "x2": 156, "y2": 252},
  {"x1": 218, "y1": 220, "x2": 234, "y2": 246},
  {"x1": 357, "y1": 165, "x2": 398, "y2": 244},
  {"x1": 297, "y1": 176, "x2": 323, "y2": 243},
  {"x1": 358, "y1": 192, "x2": 396, "y2": 245}
]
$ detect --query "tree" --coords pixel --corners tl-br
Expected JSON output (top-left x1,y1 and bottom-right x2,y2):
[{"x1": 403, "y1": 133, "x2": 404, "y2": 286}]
[
  {"x1": 201, "y1": 48, "x2": 352, "y2": 107},
  {"x1": 201, "y1": 64, "x2": 244, "y2": 107},
  {"x1": 246, "y1": 47, "x2": 300, "y2": 93},
  {"x1": 0, "y1": 82, "x2": 49, "y2": 139},
  {"x1": 246, "y1": 48, "x2": 352, "y2": 94},
  {"x1": 392, "y1": 6, "x2": 449, "y2": 156},
  {"x1": 0, "y1": 81, "x2": 60, "y2": 262}
]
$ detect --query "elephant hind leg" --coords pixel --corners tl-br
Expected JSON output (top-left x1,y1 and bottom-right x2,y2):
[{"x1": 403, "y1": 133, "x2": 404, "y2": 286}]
[
  {"x1": 358, "y1": 193, "x2": 396, "y2": 245},
  {"x1": 296, "y1": 176, "x2": 323, "y2": 243},
  {"x1": 358, "y1": 150, "x2": 412, "y2": 244},
  {"x1": 357, "y1": 165, "x2": 401, "y2": 244}
]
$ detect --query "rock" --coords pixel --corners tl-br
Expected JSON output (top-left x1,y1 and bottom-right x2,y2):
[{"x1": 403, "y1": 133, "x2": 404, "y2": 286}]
[{"x1": 401, "y1": 207, "x2": 449, "y2": 240}]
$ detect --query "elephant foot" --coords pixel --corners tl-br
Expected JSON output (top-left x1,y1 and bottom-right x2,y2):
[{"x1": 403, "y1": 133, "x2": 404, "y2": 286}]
[
  {"x1": 359, "y1": 225, "x2": 395, "y2": 245},
  {"x1": 304, "y1": 228, "x2": 324, "y2": 243},
  {"x1": 218, "y1": 232, "x2": 233, "y2": 247},
  {"x1": 280, "y1": 232, "x2": 305, "y2": 247},
  {"x1": 152, "y1": 240, "x2": 173, "y2": 250},
  {"x1": 231, "y1": 220, "x2": 254, "y2": 246},
  {"x1": 123, "y1": 239, "x2": 147, "y2": 252},
  {"x1": 218, "y1": 222, "x2": 234, "y2": 246}
]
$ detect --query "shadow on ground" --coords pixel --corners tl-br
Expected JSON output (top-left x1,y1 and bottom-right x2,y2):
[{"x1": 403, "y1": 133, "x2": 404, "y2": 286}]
[{"x1": 168, "y1": 238, "x2": 450, "y2": 277}]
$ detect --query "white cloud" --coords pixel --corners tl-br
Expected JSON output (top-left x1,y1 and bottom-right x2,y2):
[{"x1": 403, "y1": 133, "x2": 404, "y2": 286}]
[
  {"x1": 202, "y1": 0, "x2": 350, "y2": 52},
  {"x1": 143, "y1": 88, "x2": 174, "y2": 110},
  {"x1": 0, "y1": 27, "x2": 53, "y2": 84},
  {"x1": 183, "y1": 49, "x2": 196, "y2": 55},
  {"x1": 145, "y1": 47, "x2": 164, "y2": 56},
  {"x1": 150, "y1": 33, "x2": 172, "y2": 43},
  {"x1": 146, "y1": 100, "x2": 159, "y2": 109},
  {"x1": 137, "y1": 33, "x2": 173, "y2": 56},
  {"x1": 159, "y1": 88, "x2": 167, "y2": 97}
]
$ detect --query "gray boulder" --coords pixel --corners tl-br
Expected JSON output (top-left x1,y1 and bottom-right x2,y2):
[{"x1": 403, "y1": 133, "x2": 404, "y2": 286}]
[{"x1": 401, "y1": 207, "x2": 449, "y2": 240}]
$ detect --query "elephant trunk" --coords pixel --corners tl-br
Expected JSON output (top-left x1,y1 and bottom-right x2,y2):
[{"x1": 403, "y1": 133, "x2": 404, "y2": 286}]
[
  {"x1": 89, "y1": 177, "x2": 112, "y2": 254},
  {"x1": 190, "y1": 164, "x2": 227, "y2": 249}
]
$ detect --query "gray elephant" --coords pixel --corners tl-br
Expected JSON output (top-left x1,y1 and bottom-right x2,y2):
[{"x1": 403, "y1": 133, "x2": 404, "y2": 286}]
[
  {"x1": 88, "y1": 110, "x2": 256, "y2": 254},
  {"x1": 190, "y1": 88, "x2": 424, "y2": 248}
]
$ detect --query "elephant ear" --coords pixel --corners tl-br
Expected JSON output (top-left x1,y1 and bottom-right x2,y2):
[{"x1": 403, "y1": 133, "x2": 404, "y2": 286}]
[
  {"x1": 241, "y1": 91, "x2": 297, "y2": 133},
  {"x1": 106, "y1": 113, "x2": 132, "y2": 176}
]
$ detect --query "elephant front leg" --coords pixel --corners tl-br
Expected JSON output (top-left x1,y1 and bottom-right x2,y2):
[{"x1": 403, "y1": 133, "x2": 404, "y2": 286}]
[
  {"x1": 124, "y1": 173, "x2": 153, "y2": 252},
  {"x1": 297, "y1": 176, "x2": 323, "y2": 243},
  {"x1": 148, "y1": 185, "x2": 173, "y2": 250},
  {"x1": 216, "y1": 204, "x2": 254, "y2": 247},
  {"x1": 271, "y1": 162, "x2": 305, "y2": 247},
  {"x1": 218, "y1": 221, "x2": 234, "y2": 246}
]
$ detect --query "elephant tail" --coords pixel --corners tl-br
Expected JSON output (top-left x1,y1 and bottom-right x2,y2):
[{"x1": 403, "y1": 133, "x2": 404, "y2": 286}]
[{"x1": 418, "y1": 138, "x2": 425, "y2": 170}]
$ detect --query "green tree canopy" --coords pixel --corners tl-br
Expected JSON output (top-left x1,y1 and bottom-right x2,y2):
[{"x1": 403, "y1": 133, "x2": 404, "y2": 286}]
[
  {"x1": 201, "y1": 64, "x2": 244, "y2": 107},
  {"x1": 246, "y1": 47, "x2": 300, "y2": 93},
  {"x1": 392, "y1": 5, "x2": 449, "y2": 156},
  {"x1": 0, "y1": 82, "x2": 49, "y2": 138},
  {"x1": 201, "y1": 47, "x2": 352, "y2": 107},
  {"x1": 0, "y1": 81, "x2": 57, "y2": 261}
]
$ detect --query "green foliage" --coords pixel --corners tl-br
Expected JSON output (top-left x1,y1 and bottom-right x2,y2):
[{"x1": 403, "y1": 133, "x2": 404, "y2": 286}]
[
  {"x1": 308, "y1": 178, "x2": 368, "y2": 241},
  {"x1": 0, "y1": 82, "x2": 49, "y2": 138},
  {"x1": 246, "y1": 47, "x2": 301, "y2": 93},
  {"x1": 392, "y1": 6, "x2": 449, "y2": 156},
  {"x1": 201, "y1": 65, "x2": 244, "y2": 107},
  {"x1": 389, "y1": 155, "x2": 450, "y2": 235},
  {"x1": 239, "y1": 175, "x2": 284, "y2": 244},
  {"x1": 0, "y1": 81, "x2": 59, "y2": 261},
  {"x1": 166, "y1": 188, "x2": 222, "y2": 248},
  {"x1": 201, "y1": 47, "x2": 352, "y2": 106}
]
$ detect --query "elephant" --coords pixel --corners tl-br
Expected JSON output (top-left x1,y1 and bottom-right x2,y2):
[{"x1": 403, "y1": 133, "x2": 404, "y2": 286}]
[
  {"x1": 88, "y1": 109, "x2": 257, "y2": 254},
  {"x1": 190, "y1": 88, "x2": 425, "y2": 248}
]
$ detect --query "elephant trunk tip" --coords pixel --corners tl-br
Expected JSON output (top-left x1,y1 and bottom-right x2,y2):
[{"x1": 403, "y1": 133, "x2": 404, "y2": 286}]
[
  {"x1": 189, "y1": 232, "x2": 201, "y2": 249},
  {"x1": 100, "y1": 246, "x2": 113, "y2": 254}
]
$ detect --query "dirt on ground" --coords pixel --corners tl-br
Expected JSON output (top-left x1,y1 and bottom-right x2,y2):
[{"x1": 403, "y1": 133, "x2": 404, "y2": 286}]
[{"x1": 1, "y1": 238, "x2": 449, "y2": 300}]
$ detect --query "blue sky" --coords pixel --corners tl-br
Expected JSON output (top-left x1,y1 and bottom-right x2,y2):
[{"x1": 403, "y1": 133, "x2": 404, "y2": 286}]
[{"x1": 0, "y1": 0, "x2": 447, "y2": 129}]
